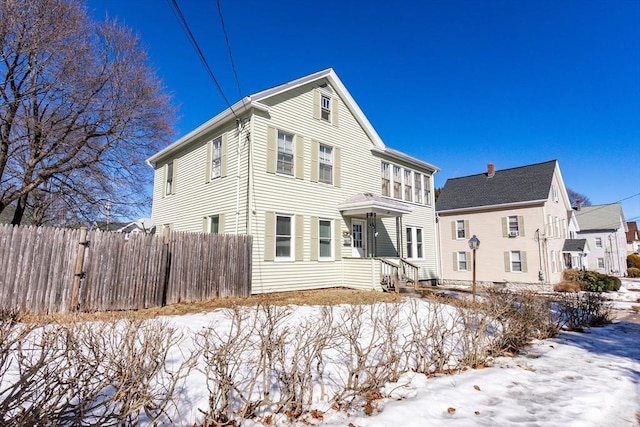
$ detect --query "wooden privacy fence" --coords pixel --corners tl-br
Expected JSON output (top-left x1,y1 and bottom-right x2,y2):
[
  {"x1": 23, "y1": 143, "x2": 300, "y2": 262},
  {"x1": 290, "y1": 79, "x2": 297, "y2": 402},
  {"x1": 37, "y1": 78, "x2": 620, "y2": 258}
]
[{"x1": 0, "y1": 224, "x2": 252, "y2": 314}]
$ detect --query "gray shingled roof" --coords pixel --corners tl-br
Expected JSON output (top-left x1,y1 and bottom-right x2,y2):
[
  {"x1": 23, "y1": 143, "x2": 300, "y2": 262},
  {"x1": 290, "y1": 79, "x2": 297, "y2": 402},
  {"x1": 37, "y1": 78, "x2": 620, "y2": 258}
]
[
  {"x1": 435, "y1": 160, "x2": 557, "y2": 212},
  {"x1": 563, "y1": 239, "x2": 587, "y2": 252},
  {"x1": 574, "y1": 204, "x2": 625, "y2": 231}
]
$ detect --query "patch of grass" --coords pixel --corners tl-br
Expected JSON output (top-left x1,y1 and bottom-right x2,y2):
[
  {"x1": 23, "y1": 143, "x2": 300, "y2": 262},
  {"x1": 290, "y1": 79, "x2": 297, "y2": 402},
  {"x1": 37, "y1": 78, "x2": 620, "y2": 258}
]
[{"x1": 20, "y1": 288, "x2": 401, "y2": 324}]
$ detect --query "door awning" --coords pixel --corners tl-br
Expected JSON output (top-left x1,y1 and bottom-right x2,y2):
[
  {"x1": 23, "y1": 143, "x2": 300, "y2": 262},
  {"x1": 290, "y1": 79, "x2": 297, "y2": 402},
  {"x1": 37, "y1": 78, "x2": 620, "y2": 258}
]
[{"x1": 338, "y1": 193, "x2": 413, "y2": 217}]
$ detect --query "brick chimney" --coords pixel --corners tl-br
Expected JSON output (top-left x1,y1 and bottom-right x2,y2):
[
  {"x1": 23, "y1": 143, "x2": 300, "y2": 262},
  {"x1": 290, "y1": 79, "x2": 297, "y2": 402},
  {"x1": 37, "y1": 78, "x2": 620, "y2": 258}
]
[
  {"x1": 487, "y1": 162, "x2": 495, "y2": 178},
  {"x1": 576, "y1": 199, "x2": 582, "y2": 211}
]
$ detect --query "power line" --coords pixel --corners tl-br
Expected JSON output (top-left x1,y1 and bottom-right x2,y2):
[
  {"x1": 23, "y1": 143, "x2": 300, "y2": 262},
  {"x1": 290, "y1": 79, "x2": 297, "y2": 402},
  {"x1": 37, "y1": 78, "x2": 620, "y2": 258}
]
[
  {"x1": 216, "y1": 0, "x2": 244, "y2": 104},
  {"x1": 167, "y1": 0, "x2": 238, "y2": 119}
]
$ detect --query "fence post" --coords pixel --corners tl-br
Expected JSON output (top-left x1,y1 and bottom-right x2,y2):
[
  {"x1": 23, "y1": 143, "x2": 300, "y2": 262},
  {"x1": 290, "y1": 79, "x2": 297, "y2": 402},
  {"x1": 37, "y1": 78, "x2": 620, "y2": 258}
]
[
  {"x1": 160, "y1": 227, "x2": 171, "y2": 306},
  {"x1": 70, "y1": 227, "x2": 88, "y2": 311}
]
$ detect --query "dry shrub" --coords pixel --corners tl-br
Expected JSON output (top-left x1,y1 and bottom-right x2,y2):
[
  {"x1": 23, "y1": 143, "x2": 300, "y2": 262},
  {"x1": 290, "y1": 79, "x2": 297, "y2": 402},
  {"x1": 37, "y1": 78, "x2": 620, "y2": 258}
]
[
  {"x1": 554, "y1": 292, "x2": 613, "y2": 330},
  {"x1": 554, "y1": 281, "x2": 582, "y2": 293},
  {"x1": 0, "y1": 319, "x2": 195, "y2": 425},
  {"x1": 563, "y1": 268, "x2": 582, "y2": 282}
]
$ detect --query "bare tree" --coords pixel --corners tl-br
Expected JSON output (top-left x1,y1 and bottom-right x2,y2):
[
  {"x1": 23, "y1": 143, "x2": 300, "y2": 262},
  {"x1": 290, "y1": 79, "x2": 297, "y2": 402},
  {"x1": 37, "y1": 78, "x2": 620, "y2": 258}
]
[
  {"x1": 567, "y1": 188, "x2": 592, "y2": 208},
  {"x1": 0, "y1": 0, "x2": 174, "y2": 225}
]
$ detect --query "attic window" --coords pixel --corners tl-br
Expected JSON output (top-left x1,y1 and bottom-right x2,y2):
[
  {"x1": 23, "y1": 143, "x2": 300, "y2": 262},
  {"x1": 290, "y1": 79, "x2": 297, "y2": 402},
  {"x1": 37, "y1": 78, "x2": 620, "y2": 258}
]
[{"x1": 321, "y1": 94, "x2": 331, "y2": 121}]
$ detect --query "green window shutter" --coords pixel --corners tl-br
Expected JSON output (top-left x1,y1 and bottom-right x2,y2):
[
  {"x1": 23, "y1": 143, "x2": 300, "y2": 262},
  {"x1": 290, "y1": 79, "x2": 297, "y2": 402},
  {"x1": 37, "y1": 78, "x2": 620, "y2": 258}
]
[
  {"x1": 295, "y1": 215, "x2": 304, "y2": 261},
  {"x1": 521, "y1": 251, "x2": 528, "y2": 273},
  {"x1": 206, "y1": 141, "x2": 212, "y2": 182},
  {"x1": 310, "y1": 140, "x2": 319, "y2": 182},
  {"x1": 502, "y1": 217, "x2": 508, "y2": 237},
  {"x1": 203, "y1": 217, "x2": 208, "y2": 233},
  {"x1": 295, "y1": 134, "x2": 304, "y2": 180},
  {"x1": 313, "y1": 88, "x2": 320, "y2": 120},
  {"x1": 504, "y1": 251, "x2": 511, "y2": 272},
  {"x1": 332, "y1": 97, "x2": 339, "y2": 127},
  {"x1": 219, "y1": 213, "x2": 225, "y2": 233},
  {"x1": 452, "y1": 252, "x2": 458, "y2": 271},
  {"x1": 464, "y1": 220, "x2": 470, "y2": 237},
  {"x1": 310, "y1": 216, "x2": 319, "y2": 261},
  {"x1": 334, "y1": 146, "x2": 341, "y2": 188},
  {"x1": 451, "y1": 221, "x2": 456, "y2": 240},
  {"x1": 334, "y1": 219, "x2": 342, "y2": 260},
  {"x1": 266, "y1": 126, "x2": 276, "y2": 174},
  {"x1": 264, "y1": 211, "x2": 275, "y2": 261},
  {"x1": 518, "y1": 216, "x2": 525, "y2": 237},
  {"x1": 221, "y1": 133, "x2": 228, "y2": 177}
]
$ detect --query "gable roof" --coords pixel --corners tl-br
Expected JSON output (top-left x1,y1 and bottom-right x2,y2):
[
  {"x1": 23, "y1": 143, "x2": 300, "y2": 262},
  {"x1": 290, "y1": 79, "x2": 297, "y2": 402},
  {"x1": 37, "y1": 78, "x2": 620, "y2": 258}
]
[
  {"x1": 147, "y1": 68, "x2": 439, "y2": 172},
  {"x1": 574, "y1": 203, "x2": 627, "y2": 232},
  {"x1": 562, "y1": 239, "x2": 588, "y2": 253},
  {"x1": 436, "y1": 160, "x2": 558, "y2": 212}
]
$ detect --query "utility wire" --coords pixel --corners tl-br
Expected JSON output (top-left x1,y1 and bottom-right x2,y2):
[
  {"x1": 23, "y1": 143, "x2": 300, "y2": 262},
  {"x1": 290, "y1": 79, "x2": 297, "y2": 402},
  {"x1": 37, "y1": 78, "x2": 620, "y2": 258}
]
[
  {"x1": 216, "y1": 0, "x2": 244, "y2": 105},
  {"x1": 167, "y1": 0, "x2": 238, "y2": 119}
]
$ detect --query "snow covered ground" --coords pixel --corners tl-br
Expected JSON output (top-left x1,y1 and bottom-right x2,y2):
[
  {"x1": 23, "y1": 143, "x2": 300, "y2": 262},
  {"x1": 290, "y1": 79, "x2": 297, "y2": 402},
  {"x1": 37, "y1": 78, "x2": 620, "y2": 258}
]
[{"x1": 159, "y1": 280, "x2": 640, "y2": 426}]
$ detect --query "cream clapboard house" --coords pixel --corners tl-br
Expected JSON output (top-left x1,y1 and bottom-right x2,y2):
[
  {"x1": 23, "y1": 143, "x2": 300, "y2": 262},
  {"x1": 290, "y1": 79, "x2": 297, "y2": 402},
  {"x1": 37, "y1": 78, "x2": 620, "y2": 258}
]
[
  {"x1": 435, "y1": 160, "x2": 577, "y2": 286},
  {"x1": 147, "y1": 69, "x2": 440, "y2": 293}
]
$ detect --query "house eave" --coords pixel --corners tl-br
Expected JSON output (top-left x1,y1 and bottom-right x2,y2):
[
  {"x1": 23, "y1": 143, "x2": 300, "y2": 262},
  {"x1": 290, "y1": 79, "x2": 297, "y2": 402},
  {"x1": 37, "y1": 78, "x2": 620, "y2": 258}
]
[
  {"x1": 437, "y1": 199, "x2": 548, "y2": 215},
  {"x1": 146, "y1": 100, "x2": 269, "y2": 166}
]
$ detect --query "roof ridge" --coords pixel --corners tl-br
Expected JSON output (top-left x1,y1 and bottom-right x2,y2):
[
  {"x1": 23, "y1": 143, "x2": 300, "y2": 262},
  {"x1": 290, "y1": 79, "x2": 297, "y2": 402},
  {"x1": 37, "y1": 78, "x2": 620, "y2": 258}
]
[{"x1": 446, "y1": 159, "x2": 557, "y2": 181}]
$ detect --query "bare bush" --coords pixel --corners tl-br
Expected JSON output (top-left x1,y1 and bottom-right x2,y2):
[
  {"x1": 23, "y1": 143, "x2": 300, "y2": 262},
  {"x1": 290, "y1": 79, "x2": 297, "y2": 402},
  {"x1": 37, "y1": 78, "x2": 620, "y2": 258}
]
[
  {"x1": 554, "y1": 292, "x2": 613, "y2": 330},
  {"x1": 0, "y1": 319, "x2": 194, "y2": 425}
]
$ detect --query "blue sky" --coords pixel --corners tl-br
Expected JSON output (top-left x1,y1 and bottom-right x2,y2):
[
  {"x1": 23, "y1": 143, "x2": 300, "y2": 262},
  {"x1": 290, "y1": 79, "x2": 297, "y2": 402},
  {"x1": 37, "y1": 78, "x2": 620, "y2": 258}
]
[{"x1": 89, "y1": 0, "x2": 640, "y2": 222}]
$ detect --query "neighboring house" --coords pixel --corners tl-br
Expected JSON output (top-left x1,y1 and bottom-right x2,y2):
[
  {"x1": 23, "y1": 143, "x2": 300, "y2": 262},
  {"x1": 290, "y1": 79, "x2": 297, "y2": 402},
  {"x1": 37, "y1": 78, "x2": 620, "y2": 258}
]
[
  {"x1": 574, "y1": 203, "x2": 628, "y2": 276},
  {"x1": 147, "y1": 69, "x2": 440, "y2": 293},
  {"x1": 626, "y1": 221, "x2": 640, "y2": 254},
  {"x1": 435, "y1": 160, "x2": 574, "y2": 286}
]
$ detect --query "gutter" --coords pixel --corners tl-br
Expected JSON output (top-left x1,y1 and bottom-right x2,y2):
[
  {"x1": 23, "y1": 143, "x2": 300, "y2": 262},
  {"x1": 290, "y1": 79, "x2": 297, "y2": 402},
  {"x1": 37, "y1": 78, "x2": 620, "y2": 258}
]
[{"x1": 437, "y1": 199, "x2": 548, "y2": 215}]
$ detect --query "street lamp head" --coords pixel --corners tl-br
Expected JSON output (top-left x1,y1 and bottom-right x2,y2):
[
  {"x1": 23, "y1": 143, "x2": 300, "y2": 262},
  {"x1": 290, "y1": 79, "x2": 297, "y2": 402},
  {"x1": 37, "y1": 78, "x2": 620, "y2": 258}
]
[{"x1": 468, "y1": 234, "x2": 480, "y2": 250}]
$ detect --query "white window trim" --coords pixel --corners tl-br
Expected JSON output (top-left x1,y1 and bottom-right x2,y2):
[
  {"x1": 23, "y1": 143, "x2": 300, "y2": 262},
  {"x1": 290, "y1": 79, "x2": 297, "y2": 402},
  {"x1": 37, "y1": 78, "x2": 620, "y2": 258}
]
[
  {"x1": 276, "y1": 131, "x2": 294, "y2": 176},
  {"x1": 458, "y1": 251, "x2": 468, "y2": 271},
  {"x1": 406, "y1": 226, "x2": 424, "y2": 260},
  {"x1": 165, "y1": 161, "x2": 174, "y2": 196},
  {"x1": 510, "y1": 251, "x2": 523, "y2": 272},
  {"x1": 381, "y1": 161, "x2": 391, "y2": 197},
  {"x1": 319, "y1": 144, "x2": 333, "y2": 185},
  {"x1": 456, "y1": 220, "x2": 466, "y2": 240},
  {"x1": 319, "y1": 218, "x2": 333, "y2": 261},
  {"x1": 320, "y1": 94, "x2": 331, "y2": 122},
  {"x1": 275, "y1": 214, "x2": 294, "y2": 261},
  {"x1": 508, "y1": 215, "x2": 519, "y2": 236},
  {"x1": 595, "y1": 237, "x2": 603, "y2": 248},
  {"x1": 211, "y1": 137, "x2": 222, "y2": 180},
  {"x1": 209, "y1": 215, "x2": 219, "y2": 234}
]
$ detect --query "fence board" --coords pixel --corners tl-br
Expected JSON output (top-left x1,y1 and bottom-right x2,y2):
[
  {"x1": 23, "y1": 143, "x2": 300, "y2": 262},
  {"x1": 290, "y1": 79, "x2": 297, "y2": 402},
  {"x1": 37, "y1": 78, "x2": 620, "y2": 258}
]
[{"x1": 0, "y1": 225, "x2": 252, "y2": 314}]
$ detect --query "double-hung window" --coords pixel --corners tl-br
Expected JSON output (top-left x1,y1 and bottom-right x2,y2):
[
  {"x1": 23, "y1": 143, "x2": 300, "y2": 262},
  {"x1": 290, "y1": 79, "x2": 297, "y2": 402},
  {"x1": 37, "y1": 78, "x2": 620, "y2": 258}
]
[
  {"x1": 423, "y1": 175, "x2": 431, "y2": 205},
  {"x1": 508, "y1": 216, "x2": 519, "y2": 236},
  {"x1": 393, "y1": 166, "x2": 402, "y2": 199},
  {"x1": 275, "y1": 215, "x2": 292, "y2": 259},
  {"x1": 510, "y1": 251, "x2": 523, "y2": 272},
  {"x1": 458, "y1": 252, "x2": 468, "y2": 271},
  {"x1": 211, "y1": 137, "x2": 222, "y2": 179},
  {"x1": 165, "y1": 161, "x2": 174, "y2": 195},
  {"x1": 406, "y1": 227, "x2": 424, "y2": 259},
  {"x1": 456, "y1": 220, "x2": 466, "y2": 239},
  {"x1": 319, "y1": 219, "x2": 332, "y2": 259},
  {"x1": 404, "y1": 170, "x2": 412, "y2": 201},
  {"x1": 321, "y1": 94, "x2": 331, "y2": 122},
  {"x1": 414, "y1": 173, "x2": 423, "y2": 204},
  {"x1": 381, "y1": 162, "x2": 390, "y2": 197},
  {"x1": 277, "y1": 131, "x2": 294, "y2": 175},
  {"x1": 595, "y1": 237, "x2": 602, "y2": 248},
  {"x1": 597, "y1": 258, "x2": 605, "y2": 268},
  {"x1": 319, "y1": 144, "x2": 333, "y2": 184}
]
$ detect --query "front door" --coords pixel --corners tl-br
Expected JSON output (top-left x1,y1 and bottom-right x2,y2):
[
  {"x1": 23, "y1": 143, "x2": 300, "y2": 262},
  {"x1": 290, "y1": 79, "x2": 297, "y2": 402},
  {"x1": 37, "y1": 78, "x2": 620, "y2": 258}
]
[{"x1": 351, "y1": 219, "x2": 366, "y2": 257}]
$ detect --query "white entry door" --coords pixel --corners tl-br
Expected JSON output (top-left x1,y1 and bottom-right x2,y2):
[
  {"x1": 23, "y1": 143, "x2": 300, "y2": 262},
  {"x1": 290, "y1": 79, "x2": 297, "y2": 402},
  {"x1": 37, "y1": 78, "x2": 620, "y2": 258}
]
[{"x1": 351, "y1": 219, "x2": 366, "y2": 257}]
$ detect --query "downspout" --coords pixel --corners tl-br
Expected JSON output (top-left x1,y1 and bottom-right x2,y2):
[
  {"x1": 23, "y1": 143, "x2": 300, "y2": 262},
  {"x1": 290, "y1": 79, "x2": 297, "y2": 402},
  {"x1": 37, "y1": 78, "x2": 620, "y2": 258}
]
[
  {"x1": 536, "y1": 229, "x2": 543, "y2": 280},
  {"x1": 613, "y1": 231, "x2": 622, "y2": 275},
  {"x1": 234, "y1": 119, "x2": 242, "y2": 234},
  {"x1": 246, "y1": 114, "x2": 254, "y2": 235}
]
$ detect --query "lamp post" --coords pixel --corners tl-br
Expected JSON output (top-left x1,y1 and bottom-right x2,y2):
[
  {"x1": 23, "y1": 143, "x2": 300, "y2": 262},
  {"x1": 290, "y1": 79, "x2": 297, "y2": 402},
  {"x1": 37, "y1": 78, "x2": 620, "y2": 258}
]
[{"x1": 468, "y1": 235, "x2": 480, "y2": 302}]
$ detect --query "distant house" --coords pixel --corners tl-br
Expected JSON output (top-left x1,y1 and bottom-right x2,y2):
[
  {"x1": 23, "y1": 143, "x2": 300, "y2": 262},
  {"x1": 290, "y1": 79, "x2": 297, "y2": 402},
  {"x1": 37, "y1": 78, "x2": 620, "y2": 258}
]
[
  {"x1": 626, "y1": 221, "x2": 640, "y2": 254},
  {"x1": 435, "y1": 160, "x2": 576, "y2": 287},
  {"x1": 574, "y1": 204, "x2": 628, "y2": 276},
  {"x1": 147, "y1": 69, "x2": 440, "y2": 293}
]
